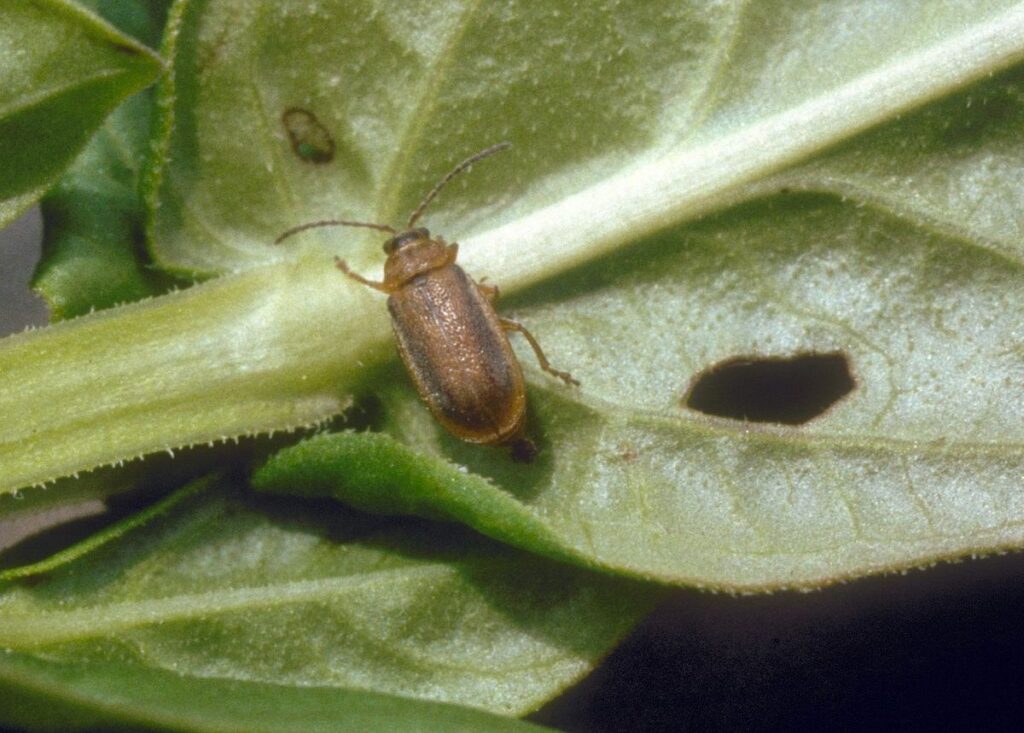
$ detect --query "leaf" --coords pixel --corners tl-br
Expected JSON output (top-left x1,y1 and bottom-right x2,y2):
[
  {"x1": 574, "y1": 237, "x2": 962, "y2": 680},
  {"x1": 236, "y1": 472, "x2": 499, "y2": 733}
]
[
  {"x1": 775, "y1": 65, "x2": 1024, "y2": 261},
  {"x1": 32, "y1": 93, "x2": 174, "y2": 319},
  {"x1": 0, "y1": 0, "x2": 163, "y2": 228},
  {"x1": 142, "y1": 0, "x2": 762, "y2": 276},
  {"x1": 0, "y1": 652, "x2": 558, "y2": 733},
  {"x1": 32, "y1": 1, "x2": 175, "y2": 319},
  {"x1": 0, "y1": 477, "x2": 655, "y2": 719},
  {"x1": 145, "y1": 1, "x2": 1024, "y2": 277},
  {"x1": 3, "y1": 1, "x2": 1024, "y2": 592},
  {"x1": 253, "y1": 431, "x2": 592, "y2": 568},
  {"x1": 76, "y1": 0, "x2": 172, "y2": 49}
]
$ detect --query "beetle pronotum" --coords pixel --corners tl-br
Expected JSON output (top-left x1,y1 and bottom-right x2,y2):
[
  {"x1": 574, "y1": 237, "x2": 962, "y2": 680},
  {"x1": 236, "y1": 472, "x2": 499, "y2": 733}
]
[{"x1": 276, "y1": 142, "x2": 577, "y2": 460}]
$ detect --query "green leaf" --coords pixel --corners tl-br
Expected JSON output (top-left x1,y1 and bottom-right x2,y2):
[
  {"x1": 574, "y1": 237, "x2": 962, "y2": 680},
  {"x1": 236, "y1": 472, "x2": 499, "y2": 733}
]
[
  {"x1": 75, "y1": 0, "x2": 172, "y2": 49},
  {"x1": 0, "y1": 652, "x2": 558, "y2": 733},
  {"x1": 0, "y1": 0, "x2": 163, "y2": 228},
  {"x1": 253, "y1": 431, "x2": 605, "y2": 569},
  {"x1": 0, "y1": 477, "x2": 654, "y2": 720},
  {"x1": 32, "y1": 1, "x2": 175, "y2": 319},
  {"x1": 33, "y1": 93, "x2": 173, "y2": 319}
]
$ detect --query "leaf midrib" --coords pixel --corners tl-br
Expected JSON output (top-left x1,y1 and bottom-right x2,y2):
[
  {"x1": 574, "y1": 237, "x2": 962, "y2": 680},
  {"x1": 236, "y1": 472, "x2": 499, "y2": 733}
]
[
  {"x1": 375, "y1": 0, "x2": 484, "y2": 227},
  {"x1": 461, "y1": 5, "x2": 1024, "y2": 292},
  {"x1": 0, "y1": 563, "x2": 455, "y2": 646}
]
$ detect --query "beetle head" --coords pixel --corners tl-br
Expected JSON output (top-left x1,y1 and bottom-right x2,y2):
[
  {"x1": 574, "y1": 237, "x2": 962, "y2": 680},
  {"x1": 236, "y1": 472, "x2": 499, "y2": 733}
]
[{"x1": 383, "y1": 227, "x2": 430, "y2": 255}]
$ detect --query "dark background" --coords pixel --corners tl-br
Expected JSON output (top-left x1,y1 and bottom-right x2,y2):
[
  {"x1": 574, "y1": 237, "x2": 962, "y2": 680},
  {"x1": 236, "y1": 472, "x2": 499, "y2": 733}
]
[
  {"x1": 532, "y1": 556, "x2": 1024, "y2": 731},
  {"x1": 0, "y1": 210, "x2": 47, "y2": 338},
  {"x1": 4, "y1": 211, "x2": 1024, "y2": 732}
]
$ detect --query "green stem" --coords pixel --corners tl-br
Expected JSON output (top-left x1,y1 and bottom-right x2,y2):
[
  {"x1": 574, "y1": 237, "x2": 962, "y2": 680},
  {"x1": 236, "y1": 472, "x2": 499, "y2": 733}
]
[{"x1": 0, "y1": 253, "x2": 391, "y2": 494}]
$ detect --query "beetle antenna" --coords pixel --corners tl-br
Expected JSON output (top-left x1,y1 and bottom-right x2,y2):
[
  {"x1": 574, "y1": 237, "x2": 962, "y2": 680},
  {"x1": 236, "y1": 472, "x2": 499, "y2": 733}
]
[
  {"x1": 407, "y1": 141, "x2": 511, "y2": 228},
  {"x1": 274, "y1": 219, "x2": 397, "y2": 245}
]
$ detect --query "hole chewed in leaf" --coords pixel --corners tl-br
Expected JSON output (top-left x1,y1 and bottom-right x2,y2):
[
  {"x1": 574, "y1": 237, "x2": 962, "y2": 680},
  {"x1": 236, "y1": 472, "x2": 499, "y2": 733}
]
[
  {"x1": 281, "y1": 107, "x2": 335, "y2": 164},
  {"x1": 684, "y1": 352, "x2": 855, "y2": 425}
]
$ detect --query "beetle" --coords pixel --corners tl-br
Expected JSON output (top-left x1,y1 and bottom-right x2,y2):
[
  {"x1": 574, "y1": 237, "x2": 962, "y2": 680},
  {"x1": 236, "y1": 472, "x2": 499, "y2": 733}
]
[{"x1": 276, "y1": 142, "x2": 577, "y2": 459}]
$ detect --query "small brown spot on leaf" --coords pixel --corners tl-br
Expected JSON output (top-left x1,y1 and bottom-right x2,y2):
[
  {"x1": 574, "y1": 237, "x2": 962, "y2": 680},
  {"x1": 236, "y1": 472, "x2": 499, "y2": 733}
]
[
  {"x1": 282, "y1": 107, "x2": 335, "y2": 164},
  {"x1": 684, "y1": 352, "x2": 855, "y2": 425}
]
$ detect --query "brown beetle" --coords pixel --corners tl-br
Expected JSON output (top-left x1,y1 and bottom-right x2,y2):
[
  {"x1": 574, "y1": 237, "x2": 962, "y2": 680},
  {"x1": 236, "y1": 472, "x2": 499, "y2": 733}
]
[{"x1": 276, "y1": 143, "x2": 577, "y2": 459}]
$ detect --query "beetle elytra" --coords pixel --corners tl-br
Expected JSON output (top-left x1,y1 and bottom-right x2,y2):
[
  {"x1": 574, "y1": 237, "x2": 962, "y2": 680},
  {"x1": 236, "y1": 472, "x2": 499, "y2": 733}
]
[{"x1": 276, "y1": 142, "x2": 577, "y2": 459}]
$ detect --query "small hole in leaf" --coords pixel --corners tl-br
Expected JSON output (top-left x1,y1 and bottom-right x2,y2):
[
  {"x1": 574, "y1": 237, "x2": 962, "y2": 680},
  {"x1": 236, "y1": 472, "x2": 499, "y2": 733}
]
[
  {"x1": 684, "y1": 352, "x2": 854, "y2": 425},
  {"x1": 282, "y1": 107, "x2": 335, "y2": 164}
]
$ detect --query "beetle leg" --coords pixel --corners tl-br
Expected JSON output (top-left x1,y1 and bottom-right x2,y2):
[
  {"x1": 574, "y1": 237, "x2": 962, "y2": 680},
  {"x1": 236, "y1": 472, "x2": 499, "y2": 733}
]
[
  {"x1": 477, "y1": 277, "x2": 500, "y2": 303},
  {"x1": 499, "y1": 318, "x2": 579, "y2": 387},
  {"x1": 334, "y1": 257, "x2": 391, "y2": 293}
]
